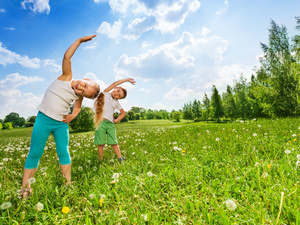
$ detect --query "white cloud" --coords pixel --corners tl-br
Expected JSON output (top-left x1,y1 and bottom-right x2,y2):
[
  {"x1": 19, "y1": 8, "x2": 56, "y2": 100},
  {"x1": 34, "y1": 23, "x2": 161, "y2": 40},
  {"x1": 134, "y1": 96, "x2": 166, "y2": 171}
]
[
  {"x1": 83, "y1": 41, "x2": 98, "y2": 50},
  {"x1": 0, "y1": 42, "x2": 60, "y2": 71},
  {"x1": 96, "y1": 0, "x2": 201, "y2": 39},
  {"x1": 3, "y1": 27, "x2": 15, "y2": 31},
  {"x1": 216, "y1": 0, "x2": 229, "y2": 15},
  {"x1": 0, "y1": 73, "x2": 44, "y2": 119},
  {"x1": 97, "y1": 19, "x2": 123, "y2": 39},
  {"x1": 21, "y1": 0, "x2": 50, "y2": 14},
  {"x1": 115, "y1": 31, "x2": 229, "y2": 79},
  {"x1": 0, "y1": 9, "x2": 6, "y2": 13}
]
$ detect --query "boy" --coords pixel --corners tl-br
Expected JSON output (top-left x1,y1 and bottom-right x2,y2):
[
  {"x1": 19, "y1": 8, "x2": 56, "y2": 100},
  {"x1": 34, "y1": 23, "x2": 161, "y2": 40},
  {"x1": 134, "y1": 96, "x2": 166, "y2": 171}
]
[{"x1": 94, "y1": 78, "x2": 135, "y2": 163}]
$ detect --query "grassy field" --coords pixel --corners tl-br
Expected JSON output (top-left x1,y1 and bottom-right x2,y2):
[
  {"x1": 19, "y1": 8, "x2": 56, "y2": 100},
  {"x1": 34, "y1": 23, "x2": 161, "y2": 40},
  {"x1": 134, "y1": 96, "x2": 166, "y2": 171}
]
[{"x1": 0, "y1": 118, "x2": 299, "y2": 224}]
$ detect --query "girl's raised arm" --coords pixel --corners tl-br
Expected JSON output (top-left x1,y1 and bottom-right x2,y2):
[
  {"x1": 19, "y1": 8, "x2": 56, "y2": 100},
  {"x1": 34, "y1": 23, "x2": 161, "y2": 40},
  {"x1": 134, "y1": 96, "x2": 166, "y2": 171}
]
[{"x1": 60, "y1": 35, "x2": 97, "y2": 81}]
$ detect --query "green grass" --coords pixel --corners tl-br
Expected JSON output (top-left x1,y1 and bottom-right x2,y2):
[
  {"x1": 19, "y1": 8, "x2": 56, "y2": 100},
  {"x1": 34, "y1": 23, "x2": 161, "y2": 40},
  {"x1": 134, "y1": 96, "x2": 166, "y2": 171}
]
[{"x1": 0, "y1": 118, "x2": 299, "y2": 224}]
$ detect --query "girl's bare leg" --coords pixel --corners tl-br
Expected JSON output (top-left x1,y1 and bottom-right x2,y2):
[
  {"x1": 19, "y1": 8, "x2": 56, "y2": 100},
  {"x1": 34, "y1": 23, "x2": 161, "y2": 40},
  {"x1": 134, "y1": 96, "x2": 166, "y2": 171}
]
[{"x1": 60, "y1": 164, "x2": 71, "y2": 186}]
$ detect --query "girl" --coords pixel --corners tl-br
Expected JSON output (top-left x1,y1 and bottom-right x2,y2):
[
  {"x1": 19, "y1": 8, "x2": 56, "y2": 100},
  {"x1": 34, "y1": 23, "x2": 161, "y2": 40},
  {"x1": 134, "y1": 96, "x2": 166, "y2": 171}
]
[{"x1": 20, "y1": 35, "x2": 103, "y2": 198}]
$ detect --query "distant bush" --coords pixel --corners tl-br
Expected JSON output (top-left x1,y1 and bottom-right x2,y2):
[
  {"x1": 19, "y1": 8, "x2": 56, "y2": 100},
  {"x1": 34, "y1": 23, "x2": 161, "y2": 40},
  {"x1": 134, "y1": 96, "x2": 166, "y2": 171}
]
[{"x1": 4, "y1": 122, "x2": 13, "y2": 130}]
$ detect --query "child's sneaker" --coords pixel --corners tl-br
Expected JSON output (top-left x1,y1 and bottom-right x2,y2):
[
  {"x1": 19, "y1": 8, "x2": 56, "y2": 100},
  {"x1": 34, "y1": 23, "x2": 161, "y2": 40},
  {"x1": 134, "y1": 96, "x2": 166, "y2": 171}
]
[{"x1": 118, "y1": 158, "x2": 125, "y2": 164}]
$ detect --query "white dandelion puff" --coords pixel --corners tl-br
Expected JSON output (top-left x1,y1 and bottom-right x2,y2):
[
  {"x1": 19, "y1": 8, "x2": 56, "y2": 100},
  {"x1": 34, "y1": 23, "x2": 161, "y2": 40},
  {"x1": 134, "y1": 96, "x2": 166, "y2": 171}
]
[
  {"x1": 28, "y1": 177, "x2": 36, "y2": 184},
  {"x1": 285, "y1": 150, "x2": 291, "y2": 154},
  {"x1": 112, "y1": 173, "x2": 120, "y2": 179},
  {"x1": 1, "y1": 202, "x2": 12, "y2": 210},
  {"x1": 225, "y1": 199, "x2": 237, "y2": 211},
  {"x1": 216, "y1": 138, "x2": 220, "y2": 141},
  {"x1": 36, "y1": 202, "x2": 44, "y2": 211},
  {"x1": 262, "y1": 172, "x2": 268, "y2": 178},
  {"x1": 89, "y1": 194, "x2": 95, "y2": 199},
  {"x1": 110, "y1": 179, "x2": 119, "y2": 184},
  {"x1": 147, "y1": 172, "x2": 154, "y2": 177},
  {"x1": 253, "y1": 133, "x2": 257, "y2": 137}
]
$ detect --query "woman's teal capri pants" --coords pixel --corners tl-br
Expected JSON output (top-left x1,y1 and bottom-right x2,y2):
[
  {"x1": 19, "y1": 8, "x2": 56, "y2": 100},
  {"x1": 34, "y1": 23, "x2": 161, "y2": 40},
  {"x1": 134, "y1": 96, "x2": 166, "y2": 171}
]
[{"x1": 24, "y1": 111, "x2": 70, "y2": 169}]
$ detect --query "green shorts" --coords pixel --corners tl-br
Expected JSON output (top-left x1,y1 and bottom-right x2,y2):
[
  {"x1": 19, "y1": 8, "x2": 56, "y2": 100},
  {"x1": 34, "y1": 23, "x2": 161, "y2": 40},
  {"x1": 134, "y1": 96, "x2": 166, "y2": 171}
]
[{"x1": 94, "y1": 120, "x2": 118, "y2": 145}]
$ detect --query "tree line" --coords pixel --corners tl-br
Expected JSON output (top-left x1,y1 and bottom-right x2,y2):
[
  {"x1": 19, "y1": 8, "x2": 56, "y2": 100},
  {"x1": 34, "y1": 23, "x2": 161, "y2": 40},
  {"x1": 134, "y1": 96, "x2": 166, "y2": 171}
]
[{"x1": 1, "y1": 18, "x2": 300, "y2": 131}]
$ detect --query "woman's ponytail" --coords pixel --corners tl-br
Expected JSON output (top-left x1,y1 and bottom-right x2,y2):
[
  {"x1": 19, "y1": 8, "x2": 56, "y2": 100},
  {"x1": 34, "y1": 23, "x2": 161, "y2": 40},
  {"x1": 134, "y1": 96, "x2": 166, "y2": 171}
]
[{"x1": 94, "y1": 92, "x2": 104, "y2": 128}]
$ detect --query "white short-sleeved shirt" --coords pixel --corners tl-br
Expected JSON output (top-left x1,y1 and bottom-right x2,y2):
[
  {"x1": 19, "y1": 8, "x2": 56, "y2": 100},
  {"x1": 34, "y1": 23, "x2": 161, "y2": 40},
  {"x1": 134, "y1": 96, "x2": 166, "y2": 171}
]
[
  {"x1": 102, "y1": 92, "x2": 123, "y2": 122},
  {"x1": 37, "y1": 79, "x2": 80, "y2": 121}
]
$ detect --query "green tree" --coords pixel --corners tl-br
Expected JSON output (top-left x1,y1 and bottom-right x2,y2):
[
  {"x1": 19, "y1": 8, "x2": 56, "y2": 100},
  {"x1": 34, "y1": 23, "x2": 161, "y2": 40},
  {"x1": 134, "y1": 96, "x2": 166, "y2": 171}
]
[
  {"x1": 182, "y1": 102, "x2": 193, "y2": 121},
  {"x1": 69, "y1": 107, "x2": 94, "y2": 132},
  {"x1": 172, "y1": 111, "x2": 181, "y2": 122},
  {"x1": 25, "y1": 116, "x2": 37, "y2": 127},
  {"x1": 259, "y1": 19, "x2": 298, "y2": 116},
  {"x1": 127, "y1": 110, "x2": 136, "y2": 120},
  {"x1": 222, "y1": 85, "x2": 237, "y2": 121},
  {"x1": 4, "y1": 112, "x2": 25, "y2": 127},
  {"x1": 0, "y1": 123, "x2": 2, "y2": 130},
  {"x1": 234, "y1": 75, "x2": 251, "y2": 120},
  {"x1": 192, "y1": 99, "x2": 201, "y2": 120},
  {"x1": 146, "y1": 109, "x2": 155, "y2": 119},
  {"x1": 210, "y1": 85, "x2": 223, "y2": 123},
  {"x1": 201, "y1": 93, "x2": 210, "y2": 122}
]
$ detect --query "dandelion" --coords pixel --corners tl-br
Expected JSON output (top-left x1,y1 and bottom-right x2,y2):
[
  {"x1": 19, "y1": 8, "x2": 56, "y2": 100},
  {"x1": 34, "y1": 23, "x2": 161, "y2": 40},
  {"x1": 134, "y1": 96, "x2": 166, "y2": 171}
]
[
  {"x1": 62, "y1": 207, "x2": 70, "y2": 214},
  {"x1": 40, "y1": 167, "x2": 47, "y2": 172},
  {"x1": 110, "y1": 179, "x2": 119, "y2": 184},
  {"x1": 267, "y1": 164, "x2": 271, "y2": 169},
  {"x1": 173, "y1": 146, "x2": 179, "y2": 151},
  {"x1": 285, "y1": 150, "x2": 291, "y2": 154},
  {"x1": 141, "y1": 214, "x2": 148, "y2": 221},
  {"x1": 258, "y1": 125, "x2": 261, "y2": 127},
  {"x1": 255, "y1": 162, "x2": 260, "y2": 166},
  {"x1": 3, "y1": 158, "x2": 8, "y2": 162},
  {"x1": 297, "y1": 155, "x2": 300, "y2": 160},
  {"x1": 253, "y1": 133, "x2": 257, "y2": 137},
  {"x1": 78, "y1": 166, "x2": 83, "y2": 171},
  {"x1": 36, "y1": 202, "x2": 44, "y2": 211},
  {"x1": 89, "y1": 194, "x2": 95, "y2": 199},
  {"x1": 93, "y1": 166, "x2": 97, "y2": 171},
  {"x1": 100, "y1": 194, "x2": 106, "y2": 199},
  {"x1": 1, "y1": 202, "x2": 12, "y2": 210},
  {"x1": 262, "y1": 172, "x2": 268, "y2": 178},
  {"x1": 147, "y1": 172, "x2": 154, "y2": 177},
  {"x1": 132, "y1": 152, "x2": 135, "y2": 155},
  {"x1": 181, "y1": 150, "x2": 185, "y2": 153},
  {"x1": 292, "y1": 134, "x2": 297, "y2": 137},
  {"x1": 99, "y1": 199, "x2": 104, "y2": 207},
  {"x1": 225, "y1": 199, "x2": 237, "y2": 211},
  {"x1": 112, "y1": 173, "x2": 119, "y2": 179},
  {"x1": 28, "y1": 177, "x2": 36, "y2": 184},
  {"x1": 296, "y1": 161, "x2": 300, "y2": 167},
  {"x1": 216, "y1": 138, "x2": 220, "y2": 141}
]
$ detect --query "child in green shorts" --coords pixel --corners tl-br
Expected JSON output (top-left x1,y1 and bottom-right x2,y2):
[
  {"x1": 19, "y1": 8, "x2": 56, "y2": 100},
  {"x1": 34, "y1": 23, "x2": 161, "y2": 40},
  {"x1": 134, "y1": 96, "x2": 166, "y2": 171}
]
[{"x1": 94, "y1": 78, "x2": 135, "y2": 163}]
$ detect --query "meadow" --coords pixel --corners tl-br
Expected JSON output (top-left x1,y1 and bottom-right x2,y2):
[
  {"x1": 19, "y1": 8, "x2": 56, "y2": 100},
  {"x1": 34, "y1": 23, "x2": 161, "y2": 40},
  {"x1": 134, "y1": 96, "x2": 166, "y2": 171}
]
[{"x1": 0, "y1": 118, "x2": 299, "y2": 224}]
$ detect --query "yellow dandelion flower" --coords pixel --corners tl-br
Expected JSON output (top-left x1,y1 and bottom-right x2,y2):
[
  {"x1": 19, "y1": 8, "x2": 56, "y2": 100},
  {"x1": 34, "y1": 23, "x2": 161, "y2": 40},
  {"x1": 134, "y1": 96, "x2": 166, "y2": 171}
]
[
  {"x1": 293, "y1": 139, "x2": 297, "y2": 142},
  {"x1": 99, "y1": 199, "x2": 104, "y2": 207},
  {"x1": 182, "y1": 150, "x2": 185, "y2": 153},
  {"x1": 62, "y1": 207, "x2": 70, "y2": 214},
  {"x1": 267, "y1": 164, "x2": 271, "y2": 169}
]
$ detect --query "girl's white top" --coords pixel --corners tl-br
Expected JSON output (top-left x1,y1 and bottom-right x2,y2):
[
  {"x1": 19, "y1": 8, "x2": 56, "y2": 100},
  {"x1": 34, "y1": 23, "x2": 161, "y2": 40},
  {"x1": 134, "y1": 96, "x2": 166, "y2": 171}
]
[
  {"x1": 37, "y1": 79, "x2": 79, "y2": 121},
  {"x1": 102, "y1": 92, "x2": 122, "y2": 122}
]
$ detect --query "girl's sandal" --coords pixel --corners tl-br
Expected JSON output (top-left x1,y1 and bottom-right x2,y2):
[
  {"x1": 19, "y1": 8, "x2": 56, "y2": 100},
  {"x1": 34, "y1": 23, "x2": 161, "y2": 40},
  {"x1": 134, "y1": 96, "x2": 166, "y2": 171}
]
[{"x1": 18, "y1": 188, "x2": 32, "y2": 200}]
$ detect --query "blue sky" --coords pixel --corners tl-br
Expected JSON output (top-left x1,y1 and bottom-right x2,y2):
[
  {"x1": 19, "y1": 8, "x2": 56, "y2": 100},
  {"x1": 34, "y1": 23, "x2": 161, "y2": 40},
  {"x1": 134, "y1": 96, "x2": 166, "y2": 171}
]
[{"x1": 0, "y1": 0, "x2": 300, "y2": 119}]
